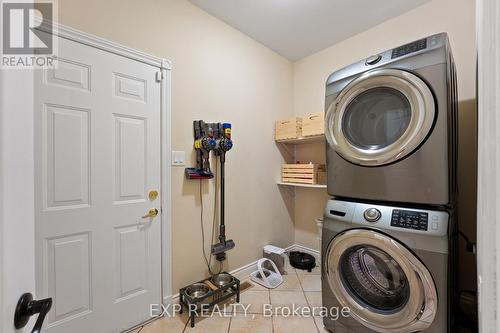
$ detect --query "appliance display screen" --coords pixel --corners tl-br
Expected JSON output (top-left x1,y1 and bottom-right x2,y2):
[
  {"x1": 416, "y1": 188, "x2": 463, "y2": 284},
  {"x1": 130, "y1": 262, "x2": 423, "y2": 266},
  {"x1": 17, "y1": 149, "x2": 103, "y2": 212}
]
[
  {"x1": 391, "y1": 38, "x2": 427, "y2": 59},
  {"x1": 391, "y1": 209, "x2": 428, "y2": 231}
]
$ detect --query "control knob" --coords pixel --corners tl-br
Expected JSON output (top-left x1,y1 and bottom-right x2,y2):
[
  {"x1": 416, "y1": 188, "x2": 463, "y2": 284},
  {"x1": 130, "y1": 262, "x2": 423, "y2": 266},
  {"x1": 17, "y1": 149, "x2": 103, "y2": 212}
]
[
  {"x1": 365, "y1": 54, "x2": 382, "y2": 65},
  {"x1": 364, "y1": 208, "x2": 381, "y2": 222}
]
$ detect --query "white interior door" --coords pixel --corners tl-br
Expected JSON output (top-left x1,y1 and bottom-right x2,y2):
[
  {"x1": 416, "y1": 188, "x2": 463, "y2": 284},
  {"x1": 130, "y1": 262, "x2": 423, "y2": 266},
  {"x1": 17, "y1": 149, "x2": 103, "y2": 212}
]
[{"x1": 33, "y1": 33, "x2": 162, "y2": 333}]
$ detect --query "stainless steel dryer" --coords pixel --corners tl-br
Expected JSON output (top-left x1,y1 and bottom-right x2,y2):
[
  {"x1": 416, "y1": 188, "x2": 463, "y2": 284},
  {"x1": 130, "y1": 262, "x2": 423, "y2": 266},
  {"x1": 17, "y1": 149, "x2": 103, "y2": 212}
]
[
  {"x1": 325, "y1": 33, "x2": 457, "y2": 206},
  {"x1": 321, "y1": 199, "x2": 449, "y2": 333}
]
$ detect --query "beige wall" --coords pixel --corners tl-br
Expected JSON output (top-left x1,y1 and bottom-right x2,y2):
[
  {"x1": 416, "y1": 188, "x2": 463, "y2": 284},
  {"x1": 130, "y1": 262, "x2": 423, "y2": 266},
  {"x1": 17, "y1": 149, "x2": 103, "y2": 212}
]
[
  {"x1": 292, "y1": 0, "x2": 477, "y2": 290},
  {"x1": 57, "y1": 0, "x2": 295, "y2": 292}
]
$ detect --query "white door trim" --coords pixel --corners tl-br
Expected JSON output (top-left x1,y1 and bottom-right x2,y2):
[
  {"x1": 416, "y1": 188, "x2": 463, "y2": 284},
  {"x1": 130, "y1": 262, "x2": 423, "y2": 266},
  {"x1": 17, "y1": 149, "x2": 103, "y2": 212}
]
[
  {"x1": 37, "y1": 20, "x2": 172, "y2": 70},
  {"x1": 160, "y1": 63, "x2": 173, "y2": 304},
  {"x1": 0, "y1": 65, "x2": 4, "y2": 333},
  {"x1": 1, "y1": 22, "x2": 172, "y2": 331},
  {"x1": 476, "y1": 0, "x2": 500, "y2": 331}
]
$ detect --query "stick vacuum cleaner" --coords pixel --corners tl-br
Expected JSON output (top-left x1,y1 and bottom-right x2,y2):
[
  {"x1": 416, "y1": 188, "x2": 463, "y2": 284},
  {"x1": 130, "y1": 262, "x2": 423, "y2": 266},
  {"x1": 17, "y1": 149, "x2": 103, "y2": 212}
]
[{"x1": 211, "y1": 123, "x2": 235, "y2": 261}]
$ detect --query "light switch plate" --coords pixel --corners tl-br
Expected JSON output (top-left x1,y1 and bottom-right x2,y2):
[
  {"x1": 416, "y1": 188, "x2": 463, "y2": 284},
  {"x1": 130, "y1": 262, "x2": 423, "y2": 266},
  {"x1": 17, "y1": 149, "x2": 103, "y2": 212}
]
[{"x1": 172, "y1": 151, "x2": 186, "y2": 166}]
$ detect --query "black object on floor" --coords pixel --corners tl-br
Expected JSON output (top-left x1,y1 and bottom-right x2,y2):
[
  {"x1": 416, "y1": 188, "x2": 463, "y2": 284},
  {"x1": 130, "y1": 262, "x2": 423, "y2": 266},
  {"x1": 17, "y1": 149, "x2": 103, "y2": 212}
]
[{"x1": 289, "y1": 251, "x2": 316, "y2": 272}]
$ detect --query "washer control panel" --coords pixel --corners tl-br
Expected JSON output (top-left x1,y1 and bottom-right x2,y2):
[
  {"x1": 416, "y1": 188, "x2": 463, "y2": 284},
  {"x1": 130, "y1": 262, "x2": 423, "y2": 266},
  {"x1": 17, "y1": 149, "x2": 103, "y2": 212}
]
[
  {"x1": 324, "y1": 199, "x2": 448, "y2": 237},
  {"x1": 391, "y1": 209, "x2": 428, "y2": 231}
]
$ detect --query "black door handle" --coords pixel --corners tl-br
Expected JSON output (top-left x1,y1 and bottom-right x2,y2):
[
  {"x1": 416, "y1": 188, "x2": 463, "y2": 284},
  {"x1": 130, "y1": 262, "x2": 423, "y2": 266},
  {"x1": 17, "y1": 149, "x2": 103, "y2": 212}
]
[{"x1": 14, "y1": 293, "x2": 52, "y2": 333}]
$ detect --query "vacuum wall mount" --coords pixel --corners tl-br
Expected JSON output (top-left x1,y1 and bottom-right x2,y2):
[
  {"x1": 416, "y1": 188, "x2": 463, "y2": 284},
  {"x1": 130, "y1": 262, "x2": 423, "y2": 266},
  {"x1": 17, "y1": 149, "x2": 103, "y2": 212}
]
[{"x1": 186, "y1": 121, "x2": 234, "y2": 262}]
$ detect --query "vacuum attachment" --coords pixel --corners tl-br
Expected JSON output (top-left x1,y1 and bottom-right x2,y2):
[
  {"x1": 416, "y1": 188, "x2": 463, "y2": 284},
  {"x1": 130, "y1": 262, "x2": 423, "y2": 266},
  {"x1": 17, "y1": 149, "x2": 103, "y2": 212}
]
[{"x1": 211, "y1": 239, "x2": 235, "y2": 261}]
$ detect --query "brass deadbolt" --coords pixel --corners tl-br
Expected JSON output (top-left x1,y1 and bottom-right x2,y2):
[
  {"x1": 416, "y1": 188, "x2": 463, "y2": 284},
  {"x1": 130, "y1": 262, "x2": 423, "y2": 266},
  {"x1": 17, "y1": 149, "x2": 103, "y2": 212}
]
[{"x1": 149, "y1": 190, "x2": 159, "y2": 201}]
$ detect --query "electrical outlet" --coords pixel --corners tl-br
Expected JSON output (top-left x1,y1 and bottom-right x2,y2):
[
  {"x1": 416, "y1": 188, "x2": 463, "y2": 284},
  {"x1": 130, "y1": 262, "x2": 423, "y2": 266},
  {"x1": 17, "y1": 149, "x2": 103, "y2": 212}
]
[{"x1": 172, "y1": 151, "x2": 186, "y2": 166}]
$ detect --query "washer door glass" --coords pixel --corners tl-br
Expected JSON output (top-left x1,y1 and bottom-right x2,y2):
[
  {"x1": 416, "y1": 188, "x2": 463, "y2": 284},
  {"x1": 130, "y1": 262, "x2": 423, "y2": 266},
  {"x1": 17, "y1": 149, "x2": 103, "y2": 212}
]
[
  {"x1": 342, "y1": 87, "x2": 412, "y2": 150},
  {"x1": 339, "y1": 245, "x2": 410, "y2": 313},
  {"x1": 325, "y1": 69, "x2": 435, "y2": 166},
  {"x1": 326, "y1": 229, "x2": 437, "y2": 333}
]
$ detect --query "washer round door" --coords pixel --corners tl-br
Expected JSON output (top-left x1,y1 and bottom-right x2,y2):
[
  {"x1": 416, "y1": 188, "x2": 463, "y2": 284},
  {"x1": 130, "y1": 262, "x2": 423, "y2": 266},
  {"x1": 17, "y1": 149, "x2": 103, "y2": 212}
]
[
  {"x1": 325, "y1": 69, "x2": 435, "y2": 166},
  {"x1": 325, "y1": 229, "x2": 438, "y2": 333}
]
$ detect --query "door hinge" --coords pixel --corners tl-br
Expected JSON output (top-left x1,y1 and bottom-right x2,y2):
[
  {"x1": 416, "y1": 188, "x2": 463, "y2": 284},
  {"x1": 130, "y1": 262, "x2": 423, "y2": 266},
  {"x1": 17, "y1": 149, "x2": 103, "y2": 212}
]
[{"x1": 156, "y1": 71, "x2": 164, "y2": 82}]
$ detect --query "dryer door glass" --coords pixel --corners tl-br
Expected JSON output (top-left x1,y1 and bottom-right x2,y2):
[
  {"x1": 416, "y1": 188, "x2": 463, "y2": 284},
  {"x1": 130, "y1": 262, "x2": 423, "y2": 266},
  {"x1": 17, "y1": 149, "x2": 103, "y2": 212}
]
[
  {"x1": 325, "y1": 69, "x2": 435, "y2": 166},
  {"x1": 342, "y1": 87, "x2": 412, "y2": 150},
  {"x1": 325, "y1": 229, "x2": 437, "y2": 332}
]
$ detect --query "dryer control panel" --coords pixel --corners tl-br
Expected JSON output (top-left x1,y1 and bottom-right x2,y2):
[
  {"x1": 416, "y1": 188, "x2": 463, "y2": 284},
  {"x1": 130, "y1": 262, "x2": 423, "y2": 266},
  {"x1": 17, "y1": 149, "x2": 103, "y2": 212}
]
[{"x1": 391, "y1": 38, "x2": 427, "y2": 59}]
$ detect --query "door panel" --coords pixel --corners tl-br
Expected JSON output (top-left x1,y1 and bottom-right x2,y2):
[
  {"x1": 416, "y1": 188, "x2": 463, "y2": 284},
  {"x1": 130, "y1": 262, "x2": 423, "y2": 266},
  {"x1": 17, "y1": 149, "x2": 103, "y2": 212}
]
[
  {"x1": 114, "y1": 226, "x2": 148, "y2": 301},
  {"x1": 34, "y1": 33, "x2": 161, "y2": 333},
  {"x1": 113, "y1": 115, "x2": 147, "y2": 203},
  {"x1": 47, "y1": 233, "x2": 91, "y2": 323},
  {"x1": 113, "y1": 73, "x2": 147, "y2": 102},
  {"x1": 44, "y1": 58, "x2": 91, "y2": 92},
  {"x1": 44, "y1": 104, "x2": 90, "y2": 209}
]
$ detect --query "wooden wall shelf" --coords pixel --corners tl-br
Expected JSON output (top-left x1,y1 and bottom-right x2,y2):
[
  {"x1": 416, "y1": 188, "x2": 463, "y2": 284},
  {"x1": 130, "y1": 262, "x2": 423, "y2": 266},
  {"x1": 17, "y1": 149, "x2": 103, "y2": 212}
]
[
  {"x1": 275, "y1": 134, "x2": 325, "y2": 145},
  {"x1": 277, "y1": 182, "x2": 327, "y2": 189}
]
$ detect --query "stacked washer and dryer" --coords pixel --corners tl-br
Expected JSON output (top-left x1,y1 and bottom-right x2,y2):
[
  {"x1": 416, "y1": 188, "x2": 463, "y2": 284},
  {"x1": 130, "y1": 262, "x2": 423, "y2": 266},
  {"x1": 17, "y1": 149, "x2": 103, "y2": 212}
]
[{"x1": 321, "y1": 33, "x2": 457, "y2": 333}]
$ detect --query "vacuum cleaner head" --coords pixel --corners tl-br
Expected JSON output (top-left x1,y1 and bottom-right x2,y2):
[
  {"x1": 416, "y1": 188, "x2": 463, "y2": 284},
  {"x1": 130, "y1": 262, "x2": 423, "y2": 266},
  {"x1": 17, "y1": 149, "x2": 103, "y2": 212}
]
[{"x1": 211, "y1": 239, "x2": 235, "y2": 261}]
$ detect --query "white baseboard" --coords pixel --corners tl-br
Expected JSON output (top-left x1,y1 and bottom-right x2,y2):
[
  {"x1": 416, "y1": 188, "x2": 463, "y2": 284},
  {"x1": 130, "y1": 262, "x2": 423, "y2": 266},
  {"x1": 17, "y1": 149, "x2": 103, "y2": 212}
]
[
  {"x1": 229, "y1": 259, "x2": 260, "y2": 280},
  {"x1": 165, "y1": 244, "x2": 320, "y2": 303},
  {"x1": 163, "y1": 294, "x2": 173, "y2": 305}
]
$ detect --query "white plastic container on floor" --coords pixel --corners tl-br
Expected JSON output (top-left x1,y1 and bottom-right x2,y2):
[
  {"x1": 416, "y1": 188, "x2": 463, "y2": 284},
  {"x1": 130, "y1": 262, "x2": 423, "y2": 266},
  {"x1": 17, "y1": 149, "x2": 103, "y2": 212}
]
[
  {"x1": 250, "y1": 258, "x2": 283, "y2": 289},
  {"x1": 263, "y1": 244, "x2": 286, "y2": 274}
]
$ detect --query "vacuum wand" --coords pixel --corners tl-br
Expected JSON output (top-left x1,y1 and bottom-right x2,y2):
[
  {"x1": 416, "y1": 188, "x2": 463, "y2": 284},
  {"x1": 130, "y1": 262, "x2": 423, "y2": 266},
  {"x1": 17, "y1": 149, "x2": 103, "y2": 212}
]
[{"x1": 211, "y1": 123, "x2": 234, "y2": 261}]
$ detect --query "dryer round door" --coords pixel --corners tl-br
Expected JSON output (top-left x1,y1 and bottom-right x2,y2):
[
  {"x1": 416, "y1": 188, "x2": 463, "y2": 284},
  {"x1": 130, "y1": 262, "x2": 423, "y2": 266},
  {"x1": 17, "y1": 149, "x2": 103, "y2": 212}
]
[
  {"x1": 325, "y1": 69, "x2": 435, "y2": 166},
  {"x1": 325, "y1": 229, "x2": 438, "y2": 333}
]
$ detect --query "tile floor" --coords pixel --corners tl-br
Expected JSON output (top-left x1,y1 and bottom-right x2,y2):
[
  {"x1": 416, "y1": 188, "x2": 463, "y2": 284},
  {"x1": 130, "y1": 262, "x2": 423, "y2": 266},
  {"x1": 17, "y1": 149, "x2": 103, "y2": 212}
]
[{"x1": 129, "y1": 265, "x2": 328, "y2": 333}]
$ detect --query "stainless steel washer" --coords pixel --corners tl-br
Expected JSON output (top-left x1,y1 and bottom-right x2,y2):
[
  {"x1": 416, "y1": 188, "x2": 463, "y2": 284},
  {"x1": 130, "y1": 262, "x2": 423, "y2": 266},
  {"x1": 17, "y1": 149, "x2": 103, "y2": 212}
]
[
  {"x1": 321, "y1": 199, "x2": 449, "y2": 333},
  {"x1": 324, "y1": 33, "x2": 457, "y2": 206}
]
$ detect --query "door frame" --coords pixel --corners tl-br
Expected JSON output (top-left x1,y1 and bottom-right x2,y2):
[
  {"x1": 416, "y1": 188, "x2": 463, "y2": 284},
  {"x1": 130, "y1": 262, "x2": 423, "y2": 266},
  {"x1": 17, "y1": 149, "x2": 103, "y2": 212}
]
[
  {"x1": 477, "y1": 0, "x2": 500, "y2": 331},
  {"x1": 0, "y1": 22, "x2": 173, "y2": 331}
]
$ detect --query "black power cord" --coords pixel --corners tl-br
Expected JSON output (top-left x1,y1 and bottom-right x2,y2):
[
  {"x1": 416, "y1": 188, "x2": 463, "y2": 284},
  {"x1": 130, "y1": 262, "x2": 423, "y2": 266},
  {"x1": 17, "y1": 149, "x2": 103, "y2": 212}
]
[{"x1": 458, "y1": 230, "x2": 476, "y2": 254}]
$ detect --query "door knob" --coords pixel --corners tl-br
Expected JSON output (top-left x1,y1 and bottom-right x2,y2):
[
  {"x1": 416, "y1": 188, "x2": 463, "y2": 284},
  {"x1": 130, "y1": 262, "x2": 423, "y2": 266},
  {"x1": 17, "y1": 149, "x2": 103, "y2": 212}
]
[
  {"x1": 14, "y1": 293, "x2": 52, "y2": 333},
  {"x1": 142, "y1": 208, "x2": 159, "y2": 218}
]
